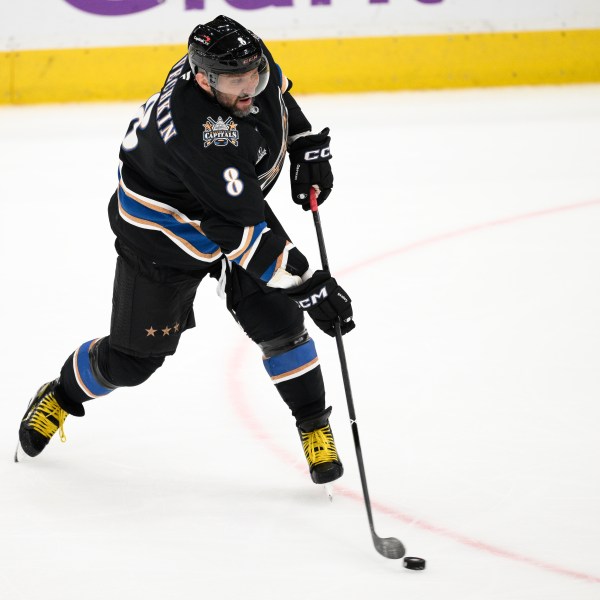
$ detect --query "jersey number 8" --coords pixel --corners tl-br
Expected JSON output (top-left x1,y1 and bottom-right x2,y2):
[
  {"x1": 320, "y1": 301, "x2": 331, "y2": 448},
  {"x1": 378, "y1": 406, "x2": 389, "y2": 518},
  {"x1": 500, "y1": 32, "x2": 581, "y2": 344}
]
[{"x1": 223, "y1": 167, "x2": 244, "y2": 197}]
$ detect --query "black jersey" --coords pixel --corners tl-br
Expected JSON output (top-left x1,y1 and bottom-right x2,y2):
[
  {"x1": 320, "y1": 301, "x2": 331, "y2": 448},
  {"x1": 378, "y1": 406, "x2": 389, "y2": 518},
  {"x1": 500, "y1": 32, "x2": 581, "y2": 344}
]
[{"x1": 108, "y1": 44, "x2": 311, "y2": 287}]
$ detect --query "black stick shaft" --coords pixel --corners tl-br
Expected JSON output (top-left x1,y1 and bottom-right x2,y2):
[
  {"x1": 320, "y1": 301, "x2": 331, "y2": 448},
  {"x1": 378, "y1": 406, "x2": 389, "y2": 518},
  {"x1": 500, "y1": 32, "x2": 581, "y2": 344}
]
[
  {"x1": 333, "y1": 322, "x2": 378, "y2": 536},
  {"x1": 309, "y1": 191, "x2": 378, "y2": 537},
  {"x1": 311, "y1": 208, "x2": 330, "y2": 272},
  {"x1": 308, "y1": 190, "x2": 406, "y2": 559}
]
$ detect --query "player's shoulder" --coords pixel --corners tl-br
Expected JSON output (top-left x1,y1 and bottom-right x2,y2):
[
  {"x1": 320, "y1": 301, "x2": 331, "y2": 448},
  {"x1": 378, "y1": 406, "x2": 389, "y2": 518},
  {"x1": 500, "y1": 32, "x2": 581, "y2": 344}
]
[{"x1": 145, "y1": 55, "x2": 195, "y2": 145}]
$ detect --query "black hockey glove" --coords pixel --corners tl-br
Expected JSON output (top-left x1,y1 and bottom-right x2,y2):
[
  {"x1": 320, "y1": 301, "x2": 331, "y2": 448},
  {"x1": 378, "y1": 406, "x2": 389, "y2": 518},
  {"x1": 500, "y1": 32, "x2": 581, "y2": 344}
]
[
  {"x1": 287, "y1": 270, "x2": 354, "y2": 337},
  {"x1": 288, "y1": 128, "x2": 333, "y2": 210}
]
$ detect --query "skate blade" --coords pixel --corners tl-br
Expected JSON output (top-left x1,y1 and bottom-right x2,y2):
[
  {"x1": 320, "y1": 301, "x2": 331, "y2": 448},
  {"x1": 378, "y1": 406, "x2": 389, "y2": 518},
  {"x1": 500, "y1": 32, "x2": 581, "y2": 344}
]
[
  {"x1": 324, "y1": 483, "x2": 334, "y2": 502},
  {"x1": 14, "y1": 440, "x2": 30, "y2": 463},
  {"x1": 14, "y1": 441, "x2": 22, "y2": 463}
]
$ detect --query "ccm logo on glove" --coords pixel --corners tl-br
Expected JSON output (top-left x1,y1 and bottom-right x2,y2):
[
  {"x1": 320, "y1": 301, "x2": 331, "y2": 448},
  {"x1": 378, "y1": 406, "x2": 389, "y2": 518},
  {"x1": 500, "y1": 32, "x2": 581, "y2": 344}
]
[
  {"x1": 304, "y1": 147, "x2": 331, "y2": 161},
  {"x1": 286, "y1": 270, "x2": 355, "y2": 337},
  {"x1": 294, "y1": 285, "x2": 328, "y2": 308}
]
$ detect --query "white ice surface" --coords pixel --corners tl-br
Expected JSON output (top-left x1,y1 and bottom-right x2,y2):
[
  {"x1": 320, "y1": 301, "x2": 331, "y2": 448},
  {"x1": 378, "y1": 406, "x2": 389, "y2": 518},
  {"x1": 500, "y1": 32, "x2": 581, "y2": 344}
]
[{"x1": 1, "y1": 85, "x2": 600, "y2": 599}]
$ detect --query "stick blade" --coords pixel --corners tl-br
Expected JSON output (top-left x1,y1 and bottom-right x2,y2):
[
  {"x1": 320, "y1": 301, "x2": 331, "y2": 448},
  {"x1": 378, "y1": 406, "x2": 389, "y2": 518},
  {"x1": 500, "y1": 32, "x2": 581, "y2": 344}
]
[{"x1": 373, "y1": 535, "x2": 406, "y2": 559}]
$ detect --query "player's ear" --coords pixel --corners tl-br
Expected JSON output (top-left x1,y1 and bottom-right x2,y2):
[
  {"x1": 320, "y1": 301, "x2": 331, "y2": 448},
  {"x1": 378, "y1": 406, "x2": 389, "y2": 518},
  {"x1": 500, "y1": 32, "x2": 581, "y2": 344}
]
[{"x1": 195, "y1": 71, "x2": 211, "y2": 93}]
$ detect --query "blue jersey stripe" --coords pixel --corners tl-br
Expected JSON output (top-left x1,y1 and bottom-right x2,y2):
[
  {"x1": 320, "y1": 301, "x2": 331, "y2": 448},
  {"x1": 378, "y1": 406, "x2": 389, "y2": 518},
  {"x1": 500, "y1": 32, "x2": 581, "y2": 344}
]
[
  {"x1": 260, "y1": 259, "x2": 277, "y2": 283},
  {"x1": 229, "y1": 221, "x2": 268, "y2": 265},
  {"x1": 118, "y1": 185, "x2": 221, "y2": 257}
]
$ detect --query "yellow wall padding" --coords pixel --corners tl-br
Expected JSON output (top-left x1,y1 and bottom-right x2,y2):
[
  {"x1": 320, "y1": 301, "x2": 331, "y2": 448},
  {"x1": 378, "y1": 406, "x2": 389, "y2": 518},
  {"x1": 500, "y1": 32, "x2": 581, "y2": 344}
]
[{"x1": 1, "y1": 29, "x2": 600, "y2": 105}]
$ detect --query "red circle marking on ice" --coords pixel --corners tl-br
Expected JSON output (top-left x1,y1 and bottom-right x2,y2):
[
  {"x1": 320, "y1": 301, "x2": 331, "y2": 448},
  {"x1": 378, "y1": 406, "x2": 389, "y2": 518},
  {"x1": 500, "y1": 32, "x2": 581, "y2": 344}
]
[{"x1": 227, "y1": 198, "x2": 600, "y2": 584}]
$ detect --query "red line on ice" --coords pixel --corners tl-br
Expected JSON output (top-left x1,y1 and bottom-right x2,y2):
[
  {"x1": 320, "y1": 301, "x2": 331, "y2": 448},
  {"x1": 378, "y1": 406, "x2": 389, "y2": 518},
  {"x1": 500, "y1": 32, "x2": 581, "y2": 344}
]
[
  {"x1": 337, "y1": 198, "x2": 600, "y2": 279},
  {"x1": 227, "y1": 198, "x2": 600, "y2": 584}
]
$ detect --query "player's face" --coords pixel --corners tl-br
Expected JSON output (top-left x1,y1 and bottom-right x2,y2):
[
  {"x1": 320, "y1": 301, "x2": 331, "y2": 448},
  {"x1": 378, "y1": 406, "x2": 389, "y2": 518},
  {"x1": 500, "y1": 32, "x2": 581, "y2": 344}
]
[
  {"x1": 213, "y1": 89, "x2": 255, "y2": 118},
  {"x1": 213, "y1": 69, "x2": 260, "y2": 118},
  {"x1": 217, "y1": 69, "x2": 260, "y2": 97}
]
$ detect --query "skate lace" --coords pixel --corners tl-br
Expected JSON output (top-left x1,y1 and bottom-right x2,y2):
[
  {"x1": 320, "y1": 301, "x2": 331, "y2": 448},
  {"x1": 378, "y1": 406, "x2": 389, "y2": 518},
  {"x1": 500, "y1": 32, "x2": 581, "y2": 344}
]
[
  {"x1": 29, "y1": 395, "x2": 68, "y2": 443},
  {"x1": 301, "y1": 425, "x2": 339, "y2": 466}
]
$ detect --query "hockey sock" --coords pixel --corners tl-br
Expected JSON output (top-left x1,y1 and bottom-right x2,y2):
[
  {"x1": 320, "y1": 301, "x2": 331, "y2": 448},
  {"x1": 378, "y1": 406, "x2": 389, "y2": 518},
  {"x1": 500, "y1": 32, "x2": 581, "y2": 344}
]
[
  {"x1": 59, "y1": 336, "x2": 165, "y2": 407},
  {"x1": 60, "y1": 338, "x2": 117, "y2": 405},
  {"x1": 262, "y1": 337, "x2": 326, "y2": 422}
]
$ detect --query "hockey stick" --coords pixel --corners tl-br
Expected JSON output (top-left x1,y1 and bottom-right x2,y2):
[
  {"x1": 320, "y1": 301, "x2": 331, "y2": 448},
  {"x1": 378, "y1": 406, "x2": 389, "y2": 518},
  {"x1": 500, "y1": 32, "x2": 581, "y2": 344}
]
[{"x1": 309, "y1": 188, "x2": 406, "y2": 560}]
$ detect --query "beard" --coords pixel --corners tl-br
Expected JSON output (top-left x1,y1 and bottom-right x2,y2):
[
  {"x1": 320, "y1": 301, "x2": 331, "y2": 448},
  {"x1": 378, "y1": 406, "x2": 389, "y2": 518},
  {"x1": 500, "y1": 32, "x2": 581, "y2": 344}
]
[{"x1": 213, "y1": 89, "x2": 254, "y2": 118}]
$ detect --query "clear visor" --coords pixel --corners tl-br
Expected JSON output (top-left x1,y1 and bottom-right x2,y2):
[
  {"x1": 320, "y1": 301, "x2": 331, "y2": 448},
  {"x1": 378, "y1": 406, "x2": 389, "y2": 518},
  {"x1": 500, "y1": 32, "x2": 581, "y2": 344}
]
[{"x1": 211, "y1": 57, "x2": 270, "y2": 98}]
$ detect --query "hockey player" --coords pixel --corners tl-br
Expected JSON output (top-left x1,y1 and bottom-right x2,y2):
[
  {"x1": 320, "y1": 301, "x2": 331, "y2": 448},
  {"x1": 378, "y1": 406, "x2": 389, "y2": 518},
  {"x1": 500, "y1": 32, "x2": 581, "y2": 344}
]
[{"x1": 17, "y1": 15, "x2": 354, "y2": 485}]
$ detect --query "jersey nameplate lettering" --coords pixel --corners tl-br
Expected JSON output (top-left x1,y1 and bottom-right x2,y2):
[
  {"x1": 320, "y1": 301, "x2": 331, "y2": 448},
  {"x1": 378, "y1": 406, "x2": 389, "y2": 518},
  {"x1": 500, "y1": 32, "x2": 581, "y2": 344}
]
[{"x1": 155, "y1": 56, "x2": 188, "y2": 144}]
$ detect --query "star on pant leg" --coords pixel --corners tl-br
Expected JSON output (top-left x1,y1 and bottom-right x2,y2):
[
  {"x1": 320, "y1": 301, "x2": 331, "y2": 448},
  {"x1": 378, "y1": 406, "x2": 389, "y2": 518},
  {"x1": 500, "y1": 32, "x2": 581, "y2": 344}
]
[
  {"x1": 162, "y1": 326, "x2": 172, "y2": 336},
  {"x1": 146, "y1": 326, "x2": 157, "y2": 337}
]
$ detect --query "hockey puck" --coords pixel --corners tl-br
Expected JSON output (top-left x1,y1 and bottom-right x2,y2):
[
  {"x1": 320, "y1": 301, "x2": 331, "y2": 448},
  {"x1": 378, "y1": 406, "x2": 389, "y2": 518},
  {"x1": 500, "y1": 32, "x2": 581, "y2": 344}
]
[{"x1": 403, "y1": 557, "x2": 426, "y2": 570}]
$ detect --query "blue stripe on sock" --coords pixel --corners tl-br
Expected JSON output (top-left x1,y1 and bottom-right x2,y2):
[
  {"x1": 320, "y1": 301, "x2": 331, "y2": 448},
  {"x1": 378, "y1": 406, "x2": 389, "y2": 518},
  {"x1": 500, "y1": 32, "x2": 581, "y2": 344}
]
[
  {"x1": 263, "y1": 339, "x2": 318, "y2": 379},
  {"x1": 76, "y1": 340, "x2": 113, "y2": 397}
]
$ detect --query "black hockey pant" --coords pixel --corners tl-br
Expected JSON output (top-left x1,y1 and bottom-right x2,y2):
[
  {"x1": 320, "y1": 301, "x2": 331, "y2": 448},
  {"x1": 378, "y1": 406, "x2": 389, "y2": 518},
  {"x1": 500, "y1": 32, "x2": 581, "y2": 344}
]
[{"x1": 56, "y1": 241, "x2": 326, "y2": 424}]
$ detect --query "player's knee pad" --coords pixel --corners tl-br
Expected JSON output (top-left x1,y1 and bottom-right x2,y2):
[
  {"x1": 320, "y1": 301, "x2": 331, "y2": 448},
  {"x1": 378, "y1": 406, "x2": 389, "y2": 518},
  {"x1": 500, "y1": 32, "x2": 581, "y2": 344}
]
[
  {"x1": 259, "y1": 327, "x2": 311, "y2": 359},
  {"x1": 94, "y1": 337, "x2": 165, "y2": 388},
  {"x1": 60, "y1": 337, "x2": 165, "y2": 405}
]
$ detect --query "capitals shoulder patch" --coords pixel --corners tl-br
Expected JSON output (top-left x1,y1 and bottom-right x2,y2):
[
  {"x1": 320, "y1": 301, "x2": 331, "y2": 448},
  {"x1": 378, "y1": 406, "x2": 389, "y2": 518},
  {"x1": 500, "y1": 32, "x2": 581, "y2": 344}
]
[{"x1": 203, "y1": 116, "x2": 239, "y2": 148}]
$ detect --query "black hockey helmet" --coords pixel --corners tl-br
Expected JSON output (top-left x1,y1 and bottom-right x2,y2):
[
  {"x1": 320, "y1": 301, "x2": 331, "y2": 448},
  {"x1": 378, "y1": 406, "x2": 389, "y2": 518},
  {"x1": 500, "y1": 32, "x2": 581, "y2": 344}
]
[{"x1": 188, "y1": 15, "x2": 270, "y2": 98}]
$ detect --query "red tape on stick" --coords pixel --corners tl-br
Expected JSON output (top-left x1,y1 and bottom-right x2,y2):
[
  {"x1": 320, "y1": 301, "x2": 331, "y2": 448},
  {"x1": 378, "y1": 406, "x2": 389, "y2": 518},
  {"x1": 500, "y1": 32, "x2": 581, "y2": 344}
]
[{"x1": 309, "y1": 187, "x2": 319, "y2": 213}]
